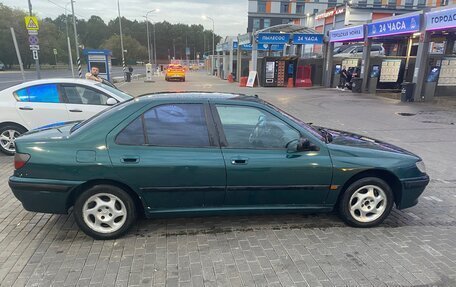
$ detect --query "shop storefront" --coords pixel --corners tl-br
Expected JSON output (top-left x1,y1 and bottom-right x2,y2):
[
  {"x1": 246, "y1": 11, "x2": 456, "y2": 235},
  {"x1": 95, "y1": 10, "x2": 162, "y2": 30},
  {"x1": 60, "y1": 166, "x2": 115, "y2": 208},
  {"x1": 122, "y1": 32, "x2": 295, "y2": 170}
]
[{"x1": 413, "y1": 5, "x2": 456, "y2": 100}]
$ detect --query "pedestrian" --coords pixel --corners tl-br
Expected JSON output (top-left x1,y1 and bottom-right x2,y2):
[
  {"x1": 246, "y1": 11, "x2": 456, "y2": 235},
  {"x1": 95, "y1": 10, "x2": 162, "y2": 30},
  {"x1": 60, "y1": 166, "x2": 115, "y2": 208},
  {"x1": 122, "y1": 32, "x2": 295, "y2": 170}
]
[
  {"x1": 85, "y1": 66, "x2": 102, "y2": 83},
  {"x1": 338, "y1": 66, "x2": 348, "y2": 90}
]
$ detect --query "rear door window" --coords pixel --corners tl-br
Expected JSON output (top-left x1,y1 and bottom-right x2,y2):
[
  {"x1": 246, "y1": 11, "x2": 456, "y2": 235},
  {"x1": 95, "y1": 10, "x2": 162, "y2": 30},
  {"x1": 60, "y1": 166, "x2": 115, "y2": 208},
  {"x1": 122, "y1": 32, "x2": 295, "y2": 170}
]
[{"x1": 15, "y1": 84, "x2": 61, "y2": 103}]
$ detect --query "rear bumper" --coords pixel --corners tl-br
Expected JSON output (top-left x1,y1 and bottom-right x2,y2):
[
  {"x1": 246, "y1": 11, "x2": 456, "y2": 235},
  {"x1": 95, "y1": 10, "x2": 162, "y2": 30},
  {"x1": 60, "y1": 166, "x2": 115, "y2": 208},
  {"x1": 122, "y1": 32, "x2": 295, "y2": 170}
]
[
  {"x1": 397, "y1": 175, "x2": 430, "y2": 209},
  {"x1": 9, "y1": 176, "x2": 83, "y2": 214}
]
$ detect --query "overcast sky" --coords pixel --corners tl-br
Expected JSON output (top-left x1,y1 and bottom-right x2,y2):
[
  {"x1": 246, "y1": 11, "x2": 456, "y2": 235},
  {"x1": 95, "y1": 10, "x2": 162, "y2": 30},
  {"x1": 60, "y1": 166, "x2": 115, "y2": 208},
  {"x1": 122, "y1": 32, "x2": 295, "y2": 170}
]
[{"x1": 2, "y1": 0, "x2": 247, "y2": 37}]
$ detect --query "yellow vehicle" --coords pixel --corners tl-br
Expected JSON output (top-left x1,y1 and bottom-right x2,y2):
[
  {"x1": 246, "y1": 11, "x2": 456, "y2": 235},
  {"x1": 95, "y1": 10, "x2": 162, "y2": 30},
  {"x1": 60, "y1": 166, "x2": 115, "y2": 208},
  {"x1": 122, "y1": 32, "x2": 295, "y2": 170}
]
[{"x1": 165, "y1": 64, "x2": 186, "y2": 82}]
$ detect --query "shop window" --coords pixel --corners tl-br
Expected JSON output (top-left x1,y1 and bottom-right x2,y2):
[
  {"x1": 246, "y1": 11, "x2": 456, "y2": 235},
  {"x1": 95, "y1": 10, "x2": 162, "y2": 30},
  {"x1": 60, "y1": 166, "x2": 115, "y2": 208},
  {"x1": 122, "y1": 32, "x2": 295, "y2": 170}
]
[
  {"x1": 281, "y1": 2, "x2": 289, "y2": 13},
  {"x1": 417, "y1": 0, "x2": 426, "y2": 7},
  {"x1": 264, "y1": 18, "x2": 271, "y2": 28},
  {"x1": 258, "y1": 1, "x2": 266, "y2": 13},
  {"x1": 253, "y1": 18, "x2": 260, "y2": 30},
  {"x1": 357, "y1": 0, "x2": 367, "y2": 7},
  {"x1": 373, "y1": 0, "x2": 382, "y2": 7}
]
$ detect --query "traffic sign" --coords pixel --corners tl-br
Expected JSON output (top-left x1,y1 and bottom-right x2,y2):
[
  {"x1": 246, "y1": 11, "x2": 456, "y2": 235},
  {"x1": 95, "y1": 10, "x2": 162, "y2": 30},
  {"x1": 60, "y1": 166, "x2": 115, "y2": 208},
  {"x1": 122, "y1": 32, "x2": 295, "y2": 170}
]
[
  {"x1": 28, "y1": 35, "x2": 39, "y2": 45},
  {"x1": 32, "y1": 50, "x2": 39, "y2": 60},
  {"x1": 53, "y1": 48, "x2": 58, "y2": 55},
  {"x1": 27, "y1": 30, "x2": 38, "y2": 35},
  {"x1": 29, "y1": 45, "x2": 40, "y2": 51},
  {"x1": 24, "y1": 16, "x2": 39, "y2": 31}
]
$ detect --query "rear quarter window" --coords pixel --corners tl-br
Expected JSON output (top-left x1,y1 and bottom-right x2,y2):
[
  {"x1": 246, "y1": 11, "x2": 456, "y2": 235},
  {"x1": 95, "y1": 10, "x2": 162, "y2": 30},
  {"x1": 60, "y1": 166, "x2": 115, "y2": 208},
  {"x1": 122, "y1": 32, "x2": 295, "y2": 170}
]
[{"x1": 14, "y1": 84, "x2": 60, "y2": 103}]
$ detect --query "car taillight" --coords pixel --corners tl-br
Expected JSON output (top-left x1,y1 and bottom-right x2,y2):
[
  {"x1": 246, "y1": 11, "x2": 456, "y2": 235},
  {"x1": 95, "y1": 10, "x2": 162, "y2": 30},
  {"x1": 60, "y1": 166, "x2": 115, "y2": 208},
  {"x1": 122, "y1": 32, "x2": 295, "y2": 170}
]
[{"x1": 14, "y1": 153, "x2": 30, "y2": 170}]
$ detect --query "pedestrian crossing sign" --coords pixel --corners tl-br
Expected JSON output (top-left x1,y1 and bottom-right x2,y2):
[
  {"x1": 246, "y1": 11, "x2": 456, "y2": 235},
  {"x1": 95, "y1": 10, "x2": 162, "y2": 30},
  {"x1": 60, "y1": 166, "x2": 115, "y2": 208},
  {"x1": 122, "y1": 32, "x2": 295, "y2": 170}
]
[{"x1": 24, "y1": 16, "x2": 39, "y2": 31}]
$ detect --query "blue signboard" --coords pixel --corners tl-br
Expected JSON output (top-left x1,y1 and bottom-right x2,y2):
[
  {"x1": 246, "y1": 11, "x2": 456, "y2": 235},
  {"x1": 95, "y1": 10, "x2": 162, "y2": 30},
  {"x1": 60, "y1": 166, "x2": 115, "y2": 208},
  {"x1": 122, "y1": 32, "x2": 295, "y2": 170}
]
[
  {"x1": 257, "y1": 33, "x2": 290, "y2": 44},
  {"x1": 367, "y1": 14, "x2": 420, "y2": 38},
  {"x1": 329, "y1": 25, "x2": 364, "y2": 42},
  {"x1": 292, "y1": 34, "x2": 324, "y2": 44},
  {"x1": 426, "y1": 7, "x2": 456, "y2": 31},
  {"x1": 258, "y1": 44, "x2": 284, "y2": 51},
  {"x1": 241, "y1": 43, "x2": 252, "y2": 51},
  {"x1": 233, "y1": 42, "x2": 238, "y2": 49}
]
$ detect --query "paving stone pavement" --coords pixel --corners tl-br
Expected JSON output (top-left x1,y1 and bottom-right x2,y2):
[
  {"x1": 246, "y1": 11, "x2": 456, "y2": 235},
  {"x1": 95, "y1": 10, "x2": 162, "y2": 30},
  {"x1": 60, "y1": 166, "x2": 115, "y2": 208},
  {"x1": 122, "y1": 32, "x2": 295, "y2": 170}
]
[{"x1": 0, "y1": 73, "x2": 455, "y2": 287}]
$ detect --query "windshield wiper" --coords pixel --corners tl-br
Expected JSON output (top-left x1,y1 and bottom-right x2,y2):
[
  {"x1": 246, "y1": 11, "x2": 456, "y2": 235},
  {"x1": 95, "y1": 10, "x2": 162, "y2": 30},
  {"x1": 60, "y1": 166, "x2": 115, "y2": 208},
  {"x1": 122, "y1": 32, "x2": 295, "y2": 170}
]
[{"x1": 318, "y1": 127, "x2": 333, "y2": 143}]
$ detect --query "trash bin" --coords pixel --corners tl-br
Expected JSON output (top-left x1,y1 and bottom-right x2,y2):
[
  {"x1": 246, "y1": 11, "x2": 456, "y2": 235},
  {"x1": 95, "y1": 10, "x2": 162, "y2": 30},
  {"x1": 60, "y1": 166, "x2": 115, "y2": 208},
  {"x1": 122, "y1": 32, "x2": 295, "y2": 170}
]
[
  {"x1": 401, "y1": 82, "x2": 415, "y2": 102},
  {"x1": 351, "y1": 78, "x2": 363, "y2": 93}
]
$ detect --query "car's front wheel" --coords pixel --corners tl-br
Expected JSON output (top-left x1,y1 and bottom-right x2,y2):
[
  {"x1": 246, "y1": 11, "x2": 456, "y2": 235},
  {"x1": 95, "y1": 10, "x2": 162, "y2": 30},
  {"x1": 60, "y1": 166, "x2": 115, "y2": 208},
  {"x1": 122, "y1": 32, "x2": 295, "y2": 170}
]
[
  {"x1": 0, "y1": 124, "x2": 27, "y2": 155},
  {"x1": 339, "y1": 177, "x2": 393, "y2": 227},
  {"x1": 74, "y1": 185, "x2": 137, "y2": 240}
]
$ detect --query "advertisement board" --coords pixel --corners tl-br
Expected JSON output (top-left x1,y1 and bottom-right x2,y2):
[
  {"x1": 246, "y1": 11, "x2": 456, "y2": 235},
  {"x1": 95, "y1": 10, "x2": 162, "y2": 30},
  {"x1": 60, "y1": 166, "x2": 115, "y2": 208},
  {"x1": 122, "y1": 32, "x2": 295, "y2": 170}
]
[{"x1": 367, "y1": 15, "x2": 420, "y2": 38}]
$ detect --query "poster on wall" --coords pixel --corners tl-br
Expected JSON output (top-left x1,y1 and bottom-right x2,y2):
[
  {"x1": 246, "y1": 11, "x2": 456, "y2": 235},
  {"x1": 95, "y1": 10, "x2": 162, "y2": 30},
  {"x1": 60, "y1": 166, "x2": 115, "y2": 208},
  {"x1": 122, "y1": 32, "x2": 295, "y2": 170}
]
[
  {"x1": 379, "y1": 59, "x2": 402, "y2": 83},
  {"x1": 437, "y1": 59, "x2": 456, "y2": 86}
]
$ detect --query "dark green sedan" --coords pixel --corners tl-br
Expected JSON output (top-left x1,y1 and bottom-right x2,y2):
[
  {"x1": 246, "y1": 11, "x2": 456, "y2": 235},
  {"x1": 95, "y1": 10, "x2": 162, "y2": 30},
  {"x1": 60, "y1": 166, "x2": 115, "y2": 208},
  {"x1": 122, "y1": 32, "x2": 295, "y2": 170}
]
[{"x1": 9, "y1": 92, "x2": 429, "y2": 239}]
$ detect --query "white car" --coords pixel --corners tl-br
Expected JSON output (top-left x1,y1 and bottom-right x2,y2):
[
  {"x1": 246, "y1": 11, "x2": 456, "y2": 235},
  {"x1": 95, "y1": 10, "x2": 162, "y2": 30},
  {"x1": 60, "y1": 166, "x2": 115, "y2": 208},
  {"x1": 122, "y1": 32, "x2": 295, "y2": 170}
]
[
  {"x1": 333, "y1": 45, "x2": 385, "y2": 58},
  {"x1": 0, "y1": 78, "x2": 133, "y2": 155}
]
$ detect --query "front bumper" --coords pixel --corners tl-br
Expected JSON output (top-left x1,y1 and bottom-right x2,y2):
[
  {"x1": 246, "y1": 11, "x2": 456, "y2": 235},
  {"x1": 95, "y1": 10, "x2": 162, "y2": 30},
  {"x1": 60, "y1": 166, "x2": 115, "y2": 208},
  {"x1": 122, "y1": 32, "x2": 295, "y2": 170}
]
[
  {"x1": 397, "y1": 175, "x2": 430, "y2": 209},
  {"x1": 9, "y1": 176, "x2": 83, "y2": 214}
]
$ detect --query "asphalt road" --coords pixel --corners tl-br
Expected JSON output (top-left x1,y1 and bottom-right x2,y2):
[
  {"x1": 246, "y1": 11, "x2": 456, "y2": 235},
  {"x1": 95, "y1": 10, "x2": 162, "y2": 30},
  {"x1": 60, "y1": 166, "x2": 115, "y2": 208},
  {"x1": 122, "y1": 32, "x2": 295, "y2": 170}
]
[
  {"x1": 0, "y1": 65, "x2": 146, "y2": 91},
  {"x1": 0, "y1": 72, "x2": 455, "y2": 286}
]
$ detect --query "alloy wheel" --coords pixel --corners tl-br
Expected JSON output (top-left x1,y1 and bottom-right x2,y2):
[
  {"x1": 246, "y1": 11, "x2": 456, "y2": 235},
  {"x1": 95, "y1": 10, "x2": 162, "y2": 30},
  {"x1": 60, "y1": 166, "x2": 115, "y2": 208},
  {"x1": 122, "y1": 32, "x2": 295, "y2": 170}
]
[
  {"x1": 0, "y1": 129, "x2": 20, "y2": 153},
  {"x1": 349, "y1": 185, "x2": 387, "y2": 223},
  {"x1": 82, "y1": 193, "x2": 127, "y2": 234}
]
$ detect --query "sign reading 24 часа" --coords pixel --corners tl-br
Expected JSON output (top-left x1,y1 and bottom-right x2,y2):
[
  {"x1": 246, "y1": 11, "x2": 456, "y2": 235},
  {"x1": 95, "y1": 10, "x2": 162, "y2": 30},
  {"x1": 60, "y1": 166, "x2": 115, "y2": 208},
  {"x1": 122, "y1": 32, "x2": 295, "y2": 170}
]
[
  {"x1": 292, "y1": 34, "x2": 323, "y2": 44},
  {"x1": 426, "y1": 7, "x2": 456, "y2": 31},
  {"x1": 367, "y1": 14, "x2": 420, "y2": 38},
  {"x1": 257, "y1": 33, "x2": 290, "y2": 44}
]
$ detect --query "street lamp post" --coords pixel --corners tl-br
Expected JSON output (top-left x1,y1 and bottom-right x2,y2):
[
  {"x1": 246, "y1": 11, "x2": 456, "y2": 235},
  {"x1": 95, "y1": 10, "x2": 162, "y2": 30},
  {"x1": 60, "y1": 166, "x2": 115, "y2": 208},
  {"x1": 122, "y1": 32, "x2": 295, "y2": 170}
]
[
  {"x1": 117, "y1": 0, "x2": 126, "y2": 74},
  {"x1": 202, "y1": 16, "x2": 215, "y2": 76},
  {"x1": 145, "y1": 9, "x2": 159, "y2": 65},
  {"x1": 70, "y1": 0, "x2": 82, "y2": 78},
  {"x1": 65, "y1": 2, "x2": 75, "y2": 77}
]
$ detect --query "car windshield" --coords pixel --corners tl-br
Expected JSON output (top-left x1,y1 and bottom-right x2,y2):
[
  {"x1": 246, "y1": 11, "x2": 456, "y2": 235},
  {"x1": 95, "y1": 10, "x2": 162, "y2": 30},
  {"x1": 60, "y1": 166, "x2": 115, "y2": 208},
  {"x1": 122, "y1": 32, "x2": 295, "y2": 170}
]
[
  {"x1": 95, "y1": 83, "x2": 133, "y2": 101},
  {"x1": 70, "y1": 98, "x2": 134, "y2": 133},
  {"x1": 264, "y1": 102, "x2": 325, "y2": 141}
]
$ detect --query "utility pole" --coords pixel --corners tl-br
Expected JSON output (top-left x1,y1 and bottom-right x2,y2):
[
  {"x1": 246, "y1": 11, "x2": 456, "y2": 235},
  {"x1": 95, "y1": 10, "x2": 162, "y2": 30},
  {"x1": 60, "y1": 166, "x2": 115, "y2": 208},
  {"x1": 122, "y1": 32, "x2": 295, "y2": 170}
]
[
  {"x1": 27, "y1": 0, "x2": 41, "y2": 79},
  {"x1": 153, "y1": 23, "x2": 157, "y2": 68},
  {"x1": 65, "y1": 3, "x2": 75, "y2": 77},
  {"x1": 203, "y1": 16, "x2": 215, "y2": 76},
  {"x1": 117, "y1": 0, "x2": 126, "y2": 75},
  {"x1": 70, "y1": 0, "x2": 82, "y2": 77}
]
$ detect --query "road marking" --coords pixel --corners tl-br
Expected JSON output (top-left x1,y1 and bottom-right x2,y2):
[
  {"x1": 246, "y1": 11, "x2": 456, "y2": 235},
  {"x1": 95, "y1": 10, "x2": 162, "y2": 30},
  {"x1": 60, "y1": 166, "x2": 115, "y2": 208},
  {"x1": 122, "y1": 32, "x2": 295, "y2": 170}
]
[{"x1": 429, "y1": 196, "x2": 443, "y2": 202}]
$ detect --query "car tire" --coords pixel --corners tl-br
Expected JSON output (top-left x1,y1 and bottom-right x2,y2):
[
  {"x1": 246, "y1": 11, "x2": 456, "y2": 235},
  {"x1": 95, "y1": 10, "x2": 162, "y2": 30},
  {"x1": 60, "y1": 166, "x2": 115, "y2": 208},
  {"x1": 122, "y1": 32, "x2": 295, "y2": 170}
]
[
  {"x1": 338, "y1": 177, "x2": 394, "y2": 228},
  {"x1": 0, "y1": 124, "x2": 27, "y2": 156},
  {"x1": 74, "y1": 184, "x2": 137, "y2": 240}
]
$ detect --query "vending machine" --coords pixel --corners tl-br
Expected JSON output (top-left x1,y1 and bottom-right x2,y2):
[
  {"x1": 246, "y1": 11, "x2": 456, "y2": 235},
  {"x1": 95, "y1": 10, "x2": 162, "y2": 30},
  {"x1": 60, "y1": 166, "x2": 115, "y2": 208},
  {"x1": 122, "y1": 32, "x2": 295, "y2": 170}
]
[{"x1": 262, "y1": 57, "x2": 288, "y2": 87}]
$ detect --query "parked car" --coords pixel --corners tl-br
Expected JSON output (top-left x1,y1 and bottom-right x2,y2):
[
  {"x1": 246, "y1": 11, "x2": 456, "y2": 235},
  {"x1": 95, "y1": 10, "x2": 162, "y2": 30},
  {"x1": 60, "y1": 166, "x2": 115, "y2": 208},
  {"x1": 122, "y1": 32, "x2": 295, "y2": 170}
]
[
  {"x1": 0, "y1": 61, "x2": 5, "y2": 71},
  {"x1": 0, "y1": 78, "x2": 133, "y2": 155},
  {"x1": 334, "y1": 44, "x2": 385, "y2": 58},
  {"x1": 165, "y1": 64, "x2": 186, "y2": 81},
  {"x1": 9, "y1": 92, "x2": 429, "y2": 239}
]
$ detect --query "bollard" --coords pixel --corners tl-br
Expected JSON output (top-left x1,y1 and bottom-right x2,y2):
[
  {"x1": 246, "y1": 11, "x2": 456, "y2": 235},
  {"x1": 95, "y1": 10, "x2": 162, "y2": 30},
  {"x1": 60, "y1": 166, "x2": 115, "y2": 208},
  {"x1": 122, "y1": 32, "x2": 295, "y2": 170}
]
[{"x1": 239, "y1": 77, "x2": 248, "y2": 87}]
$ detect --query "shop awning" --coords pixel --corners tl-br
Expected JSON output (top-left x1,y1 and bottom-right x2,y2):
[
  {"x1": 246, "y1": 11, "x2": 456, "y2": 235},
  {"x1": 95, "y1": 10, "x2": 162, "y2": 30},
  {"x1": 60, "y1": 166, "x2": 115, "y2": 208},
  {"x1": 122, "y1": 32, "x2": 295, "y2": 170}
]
[{"x1": 254, "y1": 24, "x2": 320, "y2": 35}]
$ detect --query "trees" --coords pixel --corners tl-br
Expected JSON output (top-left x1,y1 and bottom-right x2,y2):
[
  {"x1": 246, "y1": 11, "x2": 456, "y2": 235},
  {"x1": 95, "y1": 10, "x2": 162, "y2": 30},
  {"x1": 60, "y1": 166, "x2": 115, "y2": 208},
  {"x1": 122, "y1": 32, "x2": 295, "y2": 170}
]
[{"x1": 0, "y1": 3, "x2": 221, "y2": 67}]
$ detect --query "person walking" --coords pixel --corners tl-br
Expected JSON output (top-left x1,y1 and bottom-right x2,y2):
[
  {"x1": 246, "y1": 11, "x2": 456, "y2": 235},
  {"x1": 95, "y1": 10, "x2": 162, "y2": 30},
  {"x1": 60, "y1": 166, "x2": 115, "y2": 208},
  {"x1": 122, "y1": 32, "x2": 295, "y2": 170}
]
[{"x1": 338, "y1": 66, "x2": 348, "y2": 90}]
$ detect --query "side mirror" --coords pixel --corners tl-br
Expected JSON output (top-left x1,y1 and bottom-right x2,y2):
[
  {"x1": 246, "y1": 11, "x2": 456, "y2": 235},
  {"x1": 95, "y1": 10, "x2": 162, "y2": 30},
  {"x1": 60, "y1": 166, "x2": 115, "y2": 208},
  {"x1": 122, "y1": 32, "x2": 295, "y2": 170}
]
[
  {"x1": 287, "y1": 137, "x2": 320, "y2": 153},
  {"x1": 106, "y1": 98, "x2": 118, "y2": 106}
]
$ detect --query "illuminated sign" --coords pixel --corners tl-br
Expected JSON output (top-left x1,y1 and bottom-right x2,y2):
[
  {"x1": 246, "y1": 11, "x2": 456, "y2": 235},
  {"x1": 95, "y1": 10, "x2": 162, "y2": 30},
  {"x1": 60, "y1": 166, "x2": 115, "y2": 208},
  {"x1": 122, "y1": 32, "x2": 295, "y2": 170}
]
[
  {"x1": 426, "y1": 7, "x2": 456, "y2": 31},
  {"x1": 315, "y1": 7, "x2": 345, "y2": 21},
  {"x1": 257, "y1": 33, "x2": 290, "y2": 44},
  {"x1": 293, "y1": 34, "x2": 324, "y2": 44},
  {"x1": 329, "y1": 25, "x2": 364, "y2": 42},
  {"x1": 367, "y1": 14, "x2": 420, "y2": 38}
]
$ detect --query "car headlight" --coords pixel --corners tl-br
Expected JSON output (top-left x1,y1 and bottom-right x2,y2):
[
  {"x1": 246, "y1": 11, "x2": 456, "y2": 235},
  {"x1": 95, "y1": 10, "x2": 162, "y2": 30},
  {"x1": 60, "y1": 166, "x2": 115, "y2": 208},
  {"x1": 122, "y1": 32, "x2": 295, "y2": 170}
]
[{"x1": 416, "y1": 161, "x2": 426, "y2": 174}]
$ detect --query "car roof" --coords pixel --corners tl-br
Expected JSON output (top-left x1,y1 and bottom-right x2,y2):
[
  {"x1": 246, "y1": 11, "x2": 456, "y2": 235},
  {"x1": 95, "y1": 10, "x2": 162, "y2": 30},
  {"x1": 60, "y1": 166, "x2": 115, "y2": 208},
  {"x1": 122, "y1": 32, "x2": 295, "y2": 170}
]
[
  {"x1": 137, "y1": 92, "x2": 263, "y2": 103},
  {"x1": 2, "y1": 78, "x2": 101, "y2": 92}
]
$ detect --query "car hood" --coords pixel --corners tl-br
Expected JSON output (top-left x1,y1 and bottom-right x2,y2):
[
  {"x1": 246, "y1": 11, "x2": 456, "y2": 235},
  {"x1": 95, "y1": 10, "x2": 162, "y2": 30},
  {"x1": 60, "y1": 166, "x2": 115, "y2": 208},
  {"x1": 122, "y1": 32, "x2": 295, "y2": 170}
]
[{"x1": 323, "y1": 127, "x2": 418, "y2": 157}]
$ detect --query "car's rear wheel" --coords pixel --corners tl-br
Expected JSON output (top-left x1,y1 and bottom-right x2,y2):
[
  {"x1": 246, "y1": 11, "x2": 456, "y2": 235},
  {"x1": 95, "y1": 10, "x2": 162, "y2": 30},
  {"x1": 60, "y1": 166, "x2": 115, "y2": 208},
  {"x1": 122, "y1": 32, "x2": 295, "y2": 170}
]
[
  {"x1": 74, "y1": 185, "x2": 137, "y2": 240},
  {"x1": 339, "y1": 177, "x2": 393, "y2": 227},
  {"x1": 0, "y1": 125, "x2": 27, "y2": 155}
]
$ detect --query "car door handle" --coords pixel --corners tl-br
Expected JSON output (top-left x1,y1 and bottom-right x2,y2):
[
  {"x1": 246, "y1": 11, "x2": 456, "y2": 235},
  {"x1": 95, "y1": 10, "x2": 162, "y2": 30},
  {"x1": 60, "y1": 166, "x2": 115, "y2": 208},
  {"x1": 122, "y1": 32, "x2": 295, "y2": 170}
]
[
  {"x1": 19, "y1": 106, "x2": 33, "y2": 111},
  {"x1": 121, "y1": 156, "x2": 140, "y2": 164},
  {"x1": 69, "y1": 109, "x2": 83, "y2": 113},
  {"x1": 231, "y1": 157, "x2": 248, "y2": 165}
]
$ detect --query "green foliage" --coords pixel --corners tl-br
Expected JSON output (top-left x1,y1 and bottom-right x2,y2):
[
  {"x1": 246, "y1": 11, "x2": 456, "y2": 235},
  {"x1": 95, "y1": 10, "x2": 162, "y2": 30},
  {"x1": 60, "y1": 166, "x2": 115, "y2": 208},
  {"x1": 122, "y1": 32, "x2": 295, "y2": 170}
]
[{"x1": 0, "y1": 3, "x2": 221, "y2": 67}]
